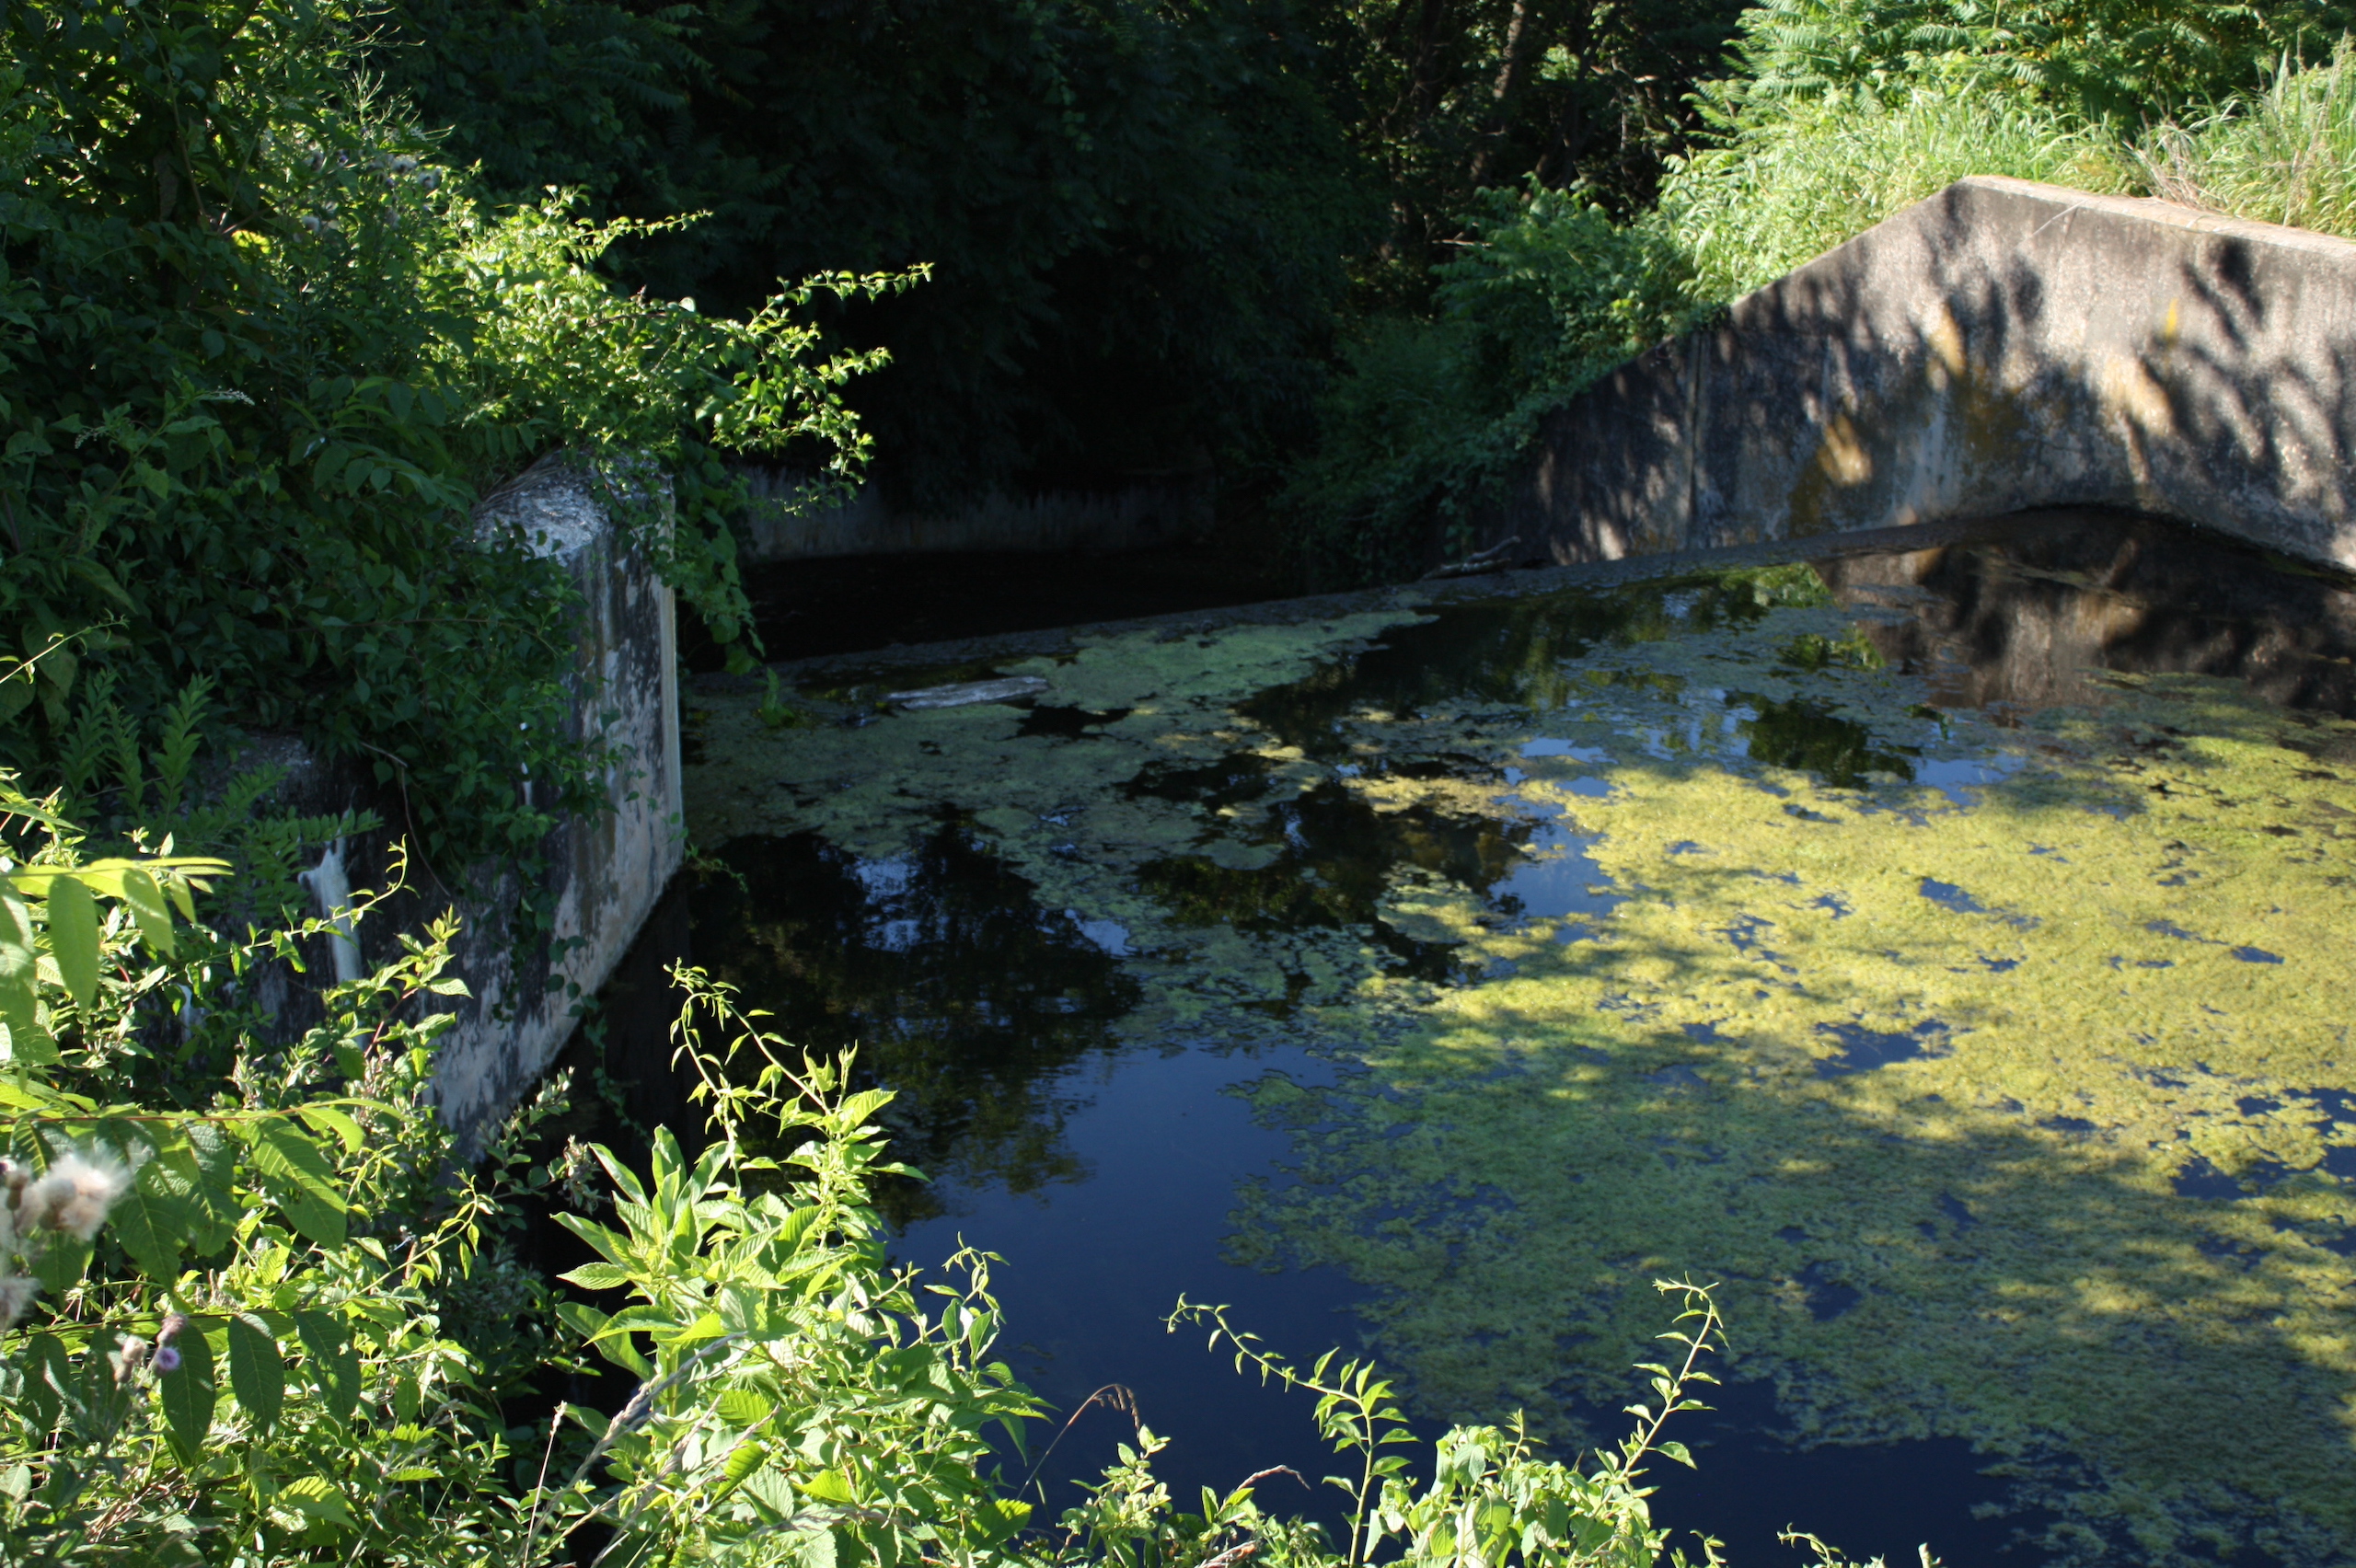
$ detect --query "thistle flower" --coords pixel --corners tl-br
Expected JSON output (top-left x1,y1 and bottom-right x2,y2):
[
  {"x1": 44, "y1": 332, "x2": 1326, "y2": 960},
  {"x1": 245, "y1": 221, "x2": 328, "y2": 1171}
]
[
  {"x1": 22, "y1": 1150, "x2": 130, "y2": 1241},
  {"x1": 152, "y1": 1345, "x2": 181, "y2": 1374},
  {"x1": 107, "y1": 1333, "x2": 149, "y2": 1385},
  {"x1": 0, "y1": 1274, "x2": 38, "y2": 1332},
  {"x1": 0, "y1": 1161, "x2": 21, "y2": 1254}
]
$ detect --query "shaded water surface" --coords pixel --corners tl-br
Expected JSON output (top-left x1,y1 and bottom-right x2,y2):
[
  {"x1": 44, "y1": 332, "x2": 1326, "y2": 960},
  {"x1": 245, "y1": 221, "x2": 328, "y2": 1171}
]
[{"x1": 633, "y1": 511, "x2": 2356, "y2": 1567}]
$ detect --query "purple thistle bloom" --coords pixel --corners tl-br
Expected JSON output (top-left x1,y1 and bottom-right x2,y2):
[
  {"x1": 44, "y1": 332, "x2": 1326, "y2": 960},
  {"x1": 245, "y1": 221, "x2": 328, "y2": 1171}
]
[{"x1": 152, "y1": 1346, "x2": 181, "y2": 1374}]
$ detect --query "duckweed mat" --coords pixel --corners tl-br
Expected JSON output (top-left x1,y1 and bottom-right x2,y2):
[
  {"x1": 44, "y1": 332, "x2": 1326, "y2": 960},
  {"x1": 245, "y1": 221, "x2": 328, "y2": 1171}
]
[{"x1": 682, "y1": 513, "x2": 2356, "y2": 1567}]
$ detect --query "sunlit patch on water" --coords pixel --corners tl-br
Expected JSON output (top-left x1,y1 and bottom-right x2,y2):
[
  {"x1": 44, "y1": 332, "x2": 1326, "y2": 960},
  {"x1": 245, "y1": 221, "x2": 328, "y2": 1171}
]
[{"x1": 671, "y1": 511, "x2": 2356, "y2": 1567}]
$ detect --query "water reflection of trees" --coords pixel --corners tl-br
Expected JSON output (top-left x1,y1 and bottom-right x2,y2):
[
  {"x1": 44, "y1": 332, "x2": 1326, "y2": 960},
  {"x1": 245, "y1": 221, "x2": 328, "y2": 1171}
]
[
  {"x1": 689, "y1": 827, "x2": 1141, "y2": 1227},
  {"x1": 1240, "y1": 569, "x2": 1810, "y2": 755}
]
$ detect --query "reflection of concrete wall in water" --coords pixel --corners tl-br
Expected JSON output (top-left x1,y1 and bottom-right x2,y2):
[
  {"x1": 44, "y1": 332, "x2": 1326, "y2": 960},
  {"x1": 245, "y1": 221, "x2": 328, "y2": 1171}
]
[
  {"x1": 254, "y1": 457, "x2": 684, "y2": 1147},
  {"x1": 1479, "y1": 177, "x2": 2356, "y2": 571},
  {"x1": 1816, "y1": 509, "x2": 2356, "y2": 714},
  {"x1": 731, "y1": 466, "x2": 1215, "y2": 560}
]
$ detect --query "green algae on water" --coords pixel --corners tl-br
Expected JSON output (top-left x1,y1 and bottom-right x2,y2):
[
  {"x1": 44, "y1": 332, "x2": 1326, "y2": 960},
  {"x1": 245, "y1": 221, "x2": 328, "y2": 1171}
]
[{"x1": 684, "y1": 545, "x2": 2356, "y2": 1568}]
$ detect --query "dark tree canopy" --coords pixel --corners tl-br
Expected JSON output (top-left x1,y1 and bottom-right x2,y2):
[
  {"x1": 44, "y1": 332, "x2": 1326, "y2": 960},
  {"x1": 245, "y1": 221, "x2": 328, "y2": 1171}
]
[{"x1": 378, "y1": 0, "x2": 1380, "y2": 505}]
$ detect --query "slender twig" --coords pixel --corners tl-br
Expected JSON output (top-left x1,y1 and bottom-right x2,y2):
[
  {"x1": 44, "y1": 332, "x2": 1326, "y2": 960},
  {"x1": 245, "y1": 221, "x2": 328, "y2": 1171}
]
[
  {"x1": 1618, "y1": 1287, "x2": 1723, "y2": 1473},
  {"x1": 540, "y1": 1333, "x2": 746, "y2": 1544},
  {"x1": 1013, "y1": 1383, "x2": 1141, "y2": 1504},
  {"x1": 516, "y1": 1401, "x2": 570, "y2": 1567}
]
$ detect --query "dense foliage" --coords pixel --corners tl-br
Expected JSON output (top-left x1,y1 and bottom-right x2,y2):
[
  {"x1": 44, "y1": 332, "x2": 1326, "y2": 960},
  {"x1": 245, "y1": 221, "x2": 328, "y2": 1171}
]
[
  {"x1": 1301, "y1": 0, "x2": 1751, "y2": 295},
  {"x1": 1284, "y1": 188, "x2": 1694, "y2": 581},
  {"x1": 377, "y1": 0, "x2": 1376, "y2": 506},
  {"x1": 1707, "y1": 0, "x2": 2355, "y2": 122},
  {"x1": 0, "y1": 0, "x2": 900, "y2": 882}
]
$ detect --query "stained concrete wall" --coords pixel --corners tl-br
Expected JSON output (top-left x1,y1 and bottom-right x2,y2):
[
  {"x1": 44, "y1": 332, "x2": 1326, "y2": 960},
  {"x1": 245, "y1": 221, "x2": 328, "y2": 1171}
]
[
  {"x1": 1474, "y1": 177, "x2": 2356, "y2": 571},
  {"x1": 251, "y1": 459, "x2": 684, "y2": 1145},
  {"x1": 732, "y1": 467, "x2": 1214, "y2": 560},
  {"x1": 418, "y1": 457, "x2": 686, "y2": 1140}
]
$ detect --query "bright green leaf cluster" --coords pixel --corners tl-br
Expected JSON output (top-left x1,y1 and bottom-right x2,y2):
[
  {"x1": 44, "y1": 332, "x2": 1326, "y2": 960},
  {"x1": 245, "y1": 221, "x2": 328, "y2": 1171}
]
[{"x1": 0, "y1": 0, "x2": 901, "y2": 886}]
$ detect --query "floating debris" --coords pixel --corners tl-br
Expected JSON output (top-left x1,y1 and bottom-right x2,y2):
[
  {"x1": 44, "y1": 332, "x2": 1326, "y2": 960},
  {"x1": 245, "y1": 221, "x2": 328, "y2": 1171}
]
[{"x1": 885, "y1": 674, "x2": 1053, "y2": 709}]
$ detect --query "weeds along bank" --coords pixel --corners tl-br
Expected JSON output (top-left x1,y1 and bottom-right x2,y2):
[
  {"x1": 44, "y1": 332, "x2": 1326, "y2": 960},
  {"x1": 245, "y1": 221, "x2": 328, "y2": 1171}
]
[{"x1": 1285, "y1": 0, "x2": 2356, "y2": 584}]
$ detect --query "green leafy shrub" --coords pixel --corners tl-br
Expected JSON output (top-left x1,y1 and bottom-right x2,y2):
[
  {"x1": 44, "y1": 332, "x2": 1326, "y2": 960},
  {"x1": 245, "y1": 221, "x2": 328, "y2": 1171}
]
[
  {"x1": 1281, "y1": 0, "x2": 2356, "y2": 586},
  {"x1": 537, "y1": 970, "x2": 1047, "y2": 1565},
  {"x1": 0, "y1": 0, "x2": 906, "y2": 883},
  {"x1": 0, "y1": 767, "x2": 1044, "y2": 1564},
  {"x1": 1709, "y1": 0, "x2": 2352, "y2": 122},
  {"x1": 375, "y1": 0, "x2": 1372, "y2": 507},
  {"x1": 1283, "y1": 189, "x2": 1695, "y2": 587}
]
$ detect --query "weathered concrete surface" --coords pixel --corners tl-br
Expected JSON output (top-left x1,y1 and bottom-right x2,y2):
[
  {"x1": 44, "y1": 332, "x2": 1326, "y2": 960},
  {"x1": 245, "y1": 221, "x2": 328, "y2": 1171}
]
[
  {"x1": 733, "y1": 466, "x2": 1213, "y2": 560},
  {"x1": 1474, "y1": 177, "x2": 2356, "y2": 571},
  {"x1": 415, "y1": 456, "x2": 685, "y2": 1141},
  {"x1": 251, "y1": 461, "x2": 684, "y2": 1142}
]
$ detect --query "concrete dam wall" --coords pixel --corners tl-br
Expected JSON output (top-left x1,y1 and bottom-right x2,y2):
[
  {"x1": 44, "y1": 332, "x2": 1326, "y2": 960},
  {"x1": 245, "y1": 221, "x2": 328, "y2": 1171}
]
[
  {"x1": 1472, "y1": 176, "x2": 2356, "y2": 572},
  {"x1": 259, "y1": 456, "x2": 683, "y2": 1147}
]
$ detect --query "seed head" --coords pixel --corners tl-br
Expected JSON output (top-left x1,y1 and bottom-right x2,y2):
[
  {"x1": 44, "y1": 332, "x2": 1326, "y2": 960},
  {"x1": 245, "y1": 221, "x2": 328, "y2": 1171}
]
[{"x1": 23, "y1": 1150, "x2": 131, "y2": 1241}]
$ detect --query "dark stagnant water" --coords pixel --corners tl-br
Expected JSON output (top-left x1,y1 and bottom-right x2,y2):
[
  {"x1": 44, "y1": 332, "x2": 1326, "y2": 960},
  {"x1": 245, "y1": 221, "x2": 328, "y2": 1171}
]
[{"x1": 582, "y1": 510, "x2": 2356, "y2": 1568}]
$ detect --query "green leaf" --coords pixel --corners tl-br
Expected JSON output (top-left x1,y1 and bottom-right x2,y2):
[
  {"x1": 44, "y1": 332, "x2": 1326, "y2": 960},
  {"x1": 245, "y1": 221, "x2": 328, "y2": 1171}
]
[
  {"x1": 666, "y1": 1310, "x2": 729, "y2": 1345},
  {"x1": 294, "y1": 1311, "x2": 361, "y2": 1425},
  {"x1": 0, "y1": 911, "x2": 40, "y2": 1014},
  {"x1": 269, "y1": 1176, "x2": 345, "y2": 1248},
  {"x1": 555, "y1": 1298, "x2": 650, "y2": 1376},
  {"x1": 782, "y1": 1521, "x2": 842, "y2": 1568},
  {"x1": 278, "y1": 1473, "x2": 354, "y2": 1528},
  {"x1": 158, "y1": 1320, "x2": 218, "y2": 1459},
  {"x1": 246, "y1": 1115, "x2": 346, "y2": 1247},
  {"x1": 44, "y1": 874, "x2": 99, "y2": 1009},
  {"x1": 721, "y1": 1439, "x2": 770, "y2": 1485},
  {"x1": 227, "y1": 1313, "x2": 283, "y2": 1432},
  {"x1": 183, "y1": 1120, "x2": 238, "y2": 1240},
  {"x1": 969, "y1": 1498, "x2": 1032, "y2": 1546},
  {"x1": 556, "y1": 1262, "x2": 632, "y2": 1291},
  {"x1": 715, "y1": 1388, "x2": 774, "y2": 1427},
  {"x1": 66, "y1": 559, "x2": 133, "y2": 611},
  {"x1": 798, "y1": 1468, "x2": 857, "y2": 1505},
  {"x1": 108, "y1": 1152, "x2": 191, "y2": 1282},
  {"x1": 30, "y1": 1235, "x2": 90, "y2": 1295},
  {"x1": 293, "y1": 1104, "x2": 364, "y2": 1155},
  {"x1": 19, "y1": 1332, "x2": 68, "y2": 1435},
  {"x1": 0, "y1": 1012, "x2": 59, "y2": 1066},
  {"x1": 117, "y1": 868, "x2": 173, "y2": 958}
]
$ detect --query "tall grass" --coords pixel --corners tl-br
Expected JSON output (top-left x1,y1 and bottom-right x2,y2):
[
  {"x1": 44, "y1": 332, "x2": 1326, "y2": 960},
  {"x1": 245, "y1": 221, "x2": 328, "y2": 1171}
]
[
  {"x1": 2141, "y1": 45, "x2": 2356, "y2": 238},
  {"x1": 1657, "y1": 85, "x2": 2135, "y2": 300}
]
